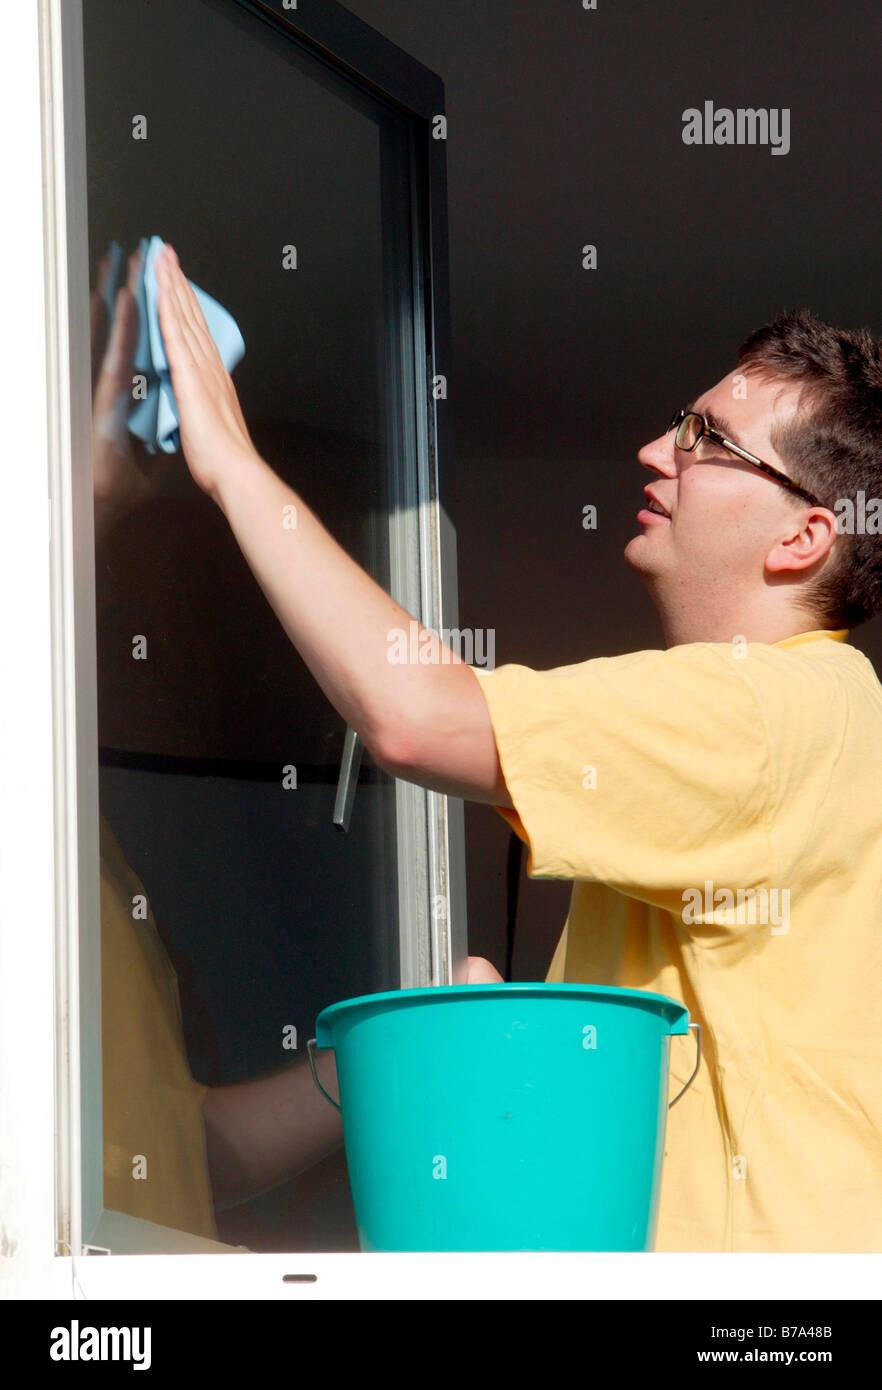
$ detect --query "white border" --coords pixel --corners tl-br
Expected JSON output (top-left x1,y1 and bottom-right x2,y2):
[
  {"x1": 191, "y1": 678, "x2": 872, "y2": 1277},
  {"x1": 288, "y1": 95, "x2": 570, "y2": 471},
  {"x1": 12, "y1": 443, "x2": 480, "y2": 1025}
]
[{"x1": 1, "y1": 0, "x2": 879, "y2": 1301}]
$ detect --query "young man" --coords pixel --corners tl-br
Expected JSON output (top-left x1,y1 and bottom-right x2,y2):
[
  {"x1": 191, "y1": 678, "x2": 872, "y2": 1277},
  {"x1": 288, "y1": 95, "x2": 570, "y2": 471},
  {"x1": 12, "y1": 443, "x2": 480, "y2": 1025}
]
[{"x1": 154, "y1": 243, "x2": 882, "y2": 1253}]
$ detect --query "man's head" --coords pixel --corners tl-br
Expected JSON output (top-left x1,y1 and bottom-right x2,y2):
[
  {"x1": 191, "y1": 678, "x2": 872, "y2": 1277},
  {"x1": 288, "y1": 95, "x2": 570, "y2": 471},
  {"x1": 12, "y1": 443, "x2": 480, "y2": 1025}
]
[{"x1": 624, "y1": 308, "x2": 882, "y2": 645}]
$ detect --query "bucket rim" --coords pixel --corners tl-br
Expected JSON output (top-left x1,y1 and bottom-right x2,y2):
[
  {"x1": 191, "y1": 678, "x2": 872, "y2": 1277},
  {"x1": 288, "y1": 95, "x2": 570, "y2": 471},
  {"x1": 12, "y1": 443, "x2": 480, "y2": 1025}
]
[{"x1": 314, "y1": 982, "x2": 690, "y2": 1042}]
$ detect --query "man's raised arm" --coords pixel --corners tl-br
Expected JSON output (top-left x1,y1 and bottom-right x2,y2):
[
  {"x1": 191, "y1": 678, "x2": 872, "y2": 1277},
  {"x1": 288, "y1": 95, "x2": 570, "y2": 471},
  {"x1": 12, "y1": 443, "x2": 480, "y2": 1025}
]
[{"x1": 155, "y1": 244, "x2": 511, "y2": 809}]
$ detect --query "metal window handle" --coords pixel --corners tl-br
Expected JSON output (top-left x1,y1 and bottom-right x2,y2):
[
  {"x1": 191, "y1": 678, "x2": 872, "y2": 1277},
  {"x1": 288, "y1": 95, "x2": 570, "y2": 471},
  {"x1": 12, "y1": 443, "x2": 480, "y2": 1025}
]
[{"x1": 333, "y1": 725, "x2": 363, "y2": 831}]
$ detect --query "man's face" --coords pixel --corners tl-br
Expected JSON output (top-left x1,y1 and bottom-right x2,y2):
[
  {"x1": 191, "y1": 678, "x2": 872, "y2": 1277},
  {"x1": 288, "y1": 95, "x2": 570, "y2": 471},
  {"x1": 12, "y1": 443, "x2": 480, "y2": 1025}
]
[{"x1": 624, "y1": 369, "x2": 811, "y2": 623}]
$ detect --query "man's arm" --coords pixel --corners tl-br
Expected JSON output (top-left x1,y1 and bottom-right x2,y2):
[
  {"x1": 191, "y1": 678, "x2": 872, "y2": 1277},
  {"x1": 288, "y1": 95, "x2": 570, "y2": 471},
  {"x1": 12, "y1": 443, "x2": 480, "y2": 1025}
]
[
  {"x1": 214, "y1": 453, "x2": 512, "y2": 806},
  {"x1": 201, "y1": 1049, "x2": 343, "y2": 1212},
  {"x1": 155, "y1": 245, "x2": 512, "y2": 809}
]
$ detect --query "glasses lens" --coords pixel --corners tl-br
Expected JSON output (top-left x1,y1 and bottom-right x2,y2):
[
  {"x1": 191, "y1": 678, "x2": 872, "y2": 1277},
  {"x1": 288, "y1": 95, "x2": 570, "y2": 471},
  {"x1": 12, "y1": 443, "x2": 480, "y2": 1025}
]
[{"x1": 677, "y1": 413, "x2": 703, "y2": 451}]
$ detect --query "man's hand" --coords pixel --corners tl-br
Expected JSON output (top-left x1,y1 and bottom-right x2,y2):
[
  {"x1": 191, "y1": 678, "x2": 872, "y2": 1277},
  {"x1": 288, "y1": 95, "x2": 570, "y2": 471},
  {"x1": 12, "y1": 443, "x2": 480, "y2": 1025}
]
[
  {"x1": 154, "y1": 243, "x2": 257, "y2": 498},
  {"x1": 466, "y1": 955, "x2": 504, "y2": 983}
]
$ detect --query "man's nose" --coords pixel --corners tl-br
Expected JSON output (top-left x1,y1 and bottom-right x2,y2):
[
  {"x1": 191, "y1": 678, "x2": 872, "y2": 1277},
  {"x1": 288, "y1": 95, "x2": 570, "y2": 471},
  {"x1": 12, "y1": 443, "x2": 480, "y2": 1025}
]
[{"x1": 637, "y1": 430, "x2": 678, "y2": 478}]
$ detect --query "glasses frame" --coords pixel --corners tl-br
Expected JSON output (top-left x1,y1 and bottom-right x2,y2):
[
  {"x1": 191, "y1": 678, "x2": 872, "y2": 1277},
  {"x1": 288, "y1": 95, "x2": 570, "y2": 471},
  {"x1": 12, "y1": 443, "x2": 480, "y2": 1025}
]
[{"x1": 666, "y1": 407, "x2": 821, "y2": 507}]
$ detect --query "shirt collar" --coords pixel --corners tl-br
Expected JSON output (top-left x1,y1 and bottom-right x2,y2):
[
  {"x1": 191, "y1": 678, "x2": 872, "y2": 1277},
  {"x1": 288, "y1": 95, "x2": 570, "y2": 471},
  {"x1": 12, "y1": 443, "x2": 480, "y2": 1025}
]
[{"x1": 773, "y1": 628, "x2": 849, "y2": 650}]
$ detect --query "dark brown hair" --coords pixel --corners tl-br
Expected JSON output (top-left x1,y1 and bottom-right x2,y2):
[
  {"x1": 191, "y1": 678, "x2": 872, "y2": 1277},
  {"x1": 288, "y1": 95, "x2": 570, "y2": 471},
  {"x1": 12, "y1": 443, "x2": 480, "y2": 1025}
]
[{"x1": 736, "y1": 308, "x2": 882, "y2": 628}]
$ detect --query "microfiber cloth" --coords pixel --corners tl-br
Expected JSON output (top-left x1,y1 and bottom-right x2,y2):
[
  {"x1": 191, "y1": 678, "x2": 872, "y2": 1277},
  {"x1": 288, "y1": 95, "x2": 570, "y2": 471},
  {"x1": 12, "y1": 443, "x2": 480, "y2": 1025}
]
[{"x1": 101, "y1": 235, "x2": 245, "y2": 454}]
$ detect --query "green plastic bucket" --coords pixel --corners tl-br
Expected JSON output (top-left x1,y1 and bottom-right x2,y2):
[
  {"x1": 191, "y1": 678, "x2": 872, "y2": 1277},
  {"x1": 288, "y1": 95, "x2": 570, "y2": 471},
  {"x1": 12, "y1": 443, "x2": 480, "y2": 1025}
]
[{"x1": 308, "y1": 983, "x2": 699, "y2": 1252}]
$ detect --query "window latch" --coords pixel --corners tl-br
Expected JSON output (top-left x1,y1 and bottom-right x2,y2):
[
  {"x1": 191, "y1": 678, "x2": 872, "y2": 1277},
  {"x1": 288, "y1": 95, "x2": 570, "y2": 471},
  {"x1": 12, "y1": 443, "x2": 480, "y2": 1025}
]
[{"x1": 332, "y1": 725, "x2": 363, "y2": 831}]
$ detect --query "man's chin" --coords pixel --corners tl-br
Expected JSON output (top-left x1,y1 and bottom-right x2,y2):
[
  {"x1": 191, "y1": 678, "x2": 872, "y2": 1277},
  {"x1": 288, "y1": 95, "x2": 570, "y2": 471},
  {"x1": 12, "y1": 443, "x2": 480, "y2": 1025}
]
[
  {"x1": 623, "y1": 533, "x2": 669, "y2": 606},
  {"x1": 623, "y1": 533, "x2": 655, "y2": 573}
]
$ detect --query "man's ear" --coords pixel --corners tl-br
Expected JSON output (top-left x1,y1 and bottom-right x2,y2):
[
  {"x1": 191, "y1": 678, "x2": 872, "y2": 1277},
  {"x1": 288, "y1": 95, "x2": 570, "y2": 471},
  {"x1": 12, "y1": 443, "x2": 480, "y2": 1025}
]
[{"x1": 764, "y1": 507, "x2": 839, "y2": 575}]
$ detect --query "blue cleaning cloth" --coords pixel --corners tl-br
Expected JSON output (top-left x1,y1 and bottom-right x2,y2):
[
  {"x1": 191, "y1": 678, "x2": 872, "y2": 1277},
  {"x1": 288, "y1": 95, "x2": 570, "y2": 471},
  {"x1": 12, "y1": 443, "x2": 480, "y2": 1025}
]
[{"x1": 102, "y1": 235, "x2": 245, "y2": 454}]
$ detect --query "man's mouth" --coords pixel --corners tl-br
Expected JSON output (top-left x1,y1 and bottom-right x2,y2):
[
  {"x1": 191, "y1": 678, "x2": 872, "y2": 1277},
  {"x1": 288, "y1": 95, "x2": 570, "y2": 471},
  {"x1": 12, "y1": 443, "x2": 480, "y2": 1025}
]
[{"x1": 639, "y1": 489, "x2": 671, "y2": 521}]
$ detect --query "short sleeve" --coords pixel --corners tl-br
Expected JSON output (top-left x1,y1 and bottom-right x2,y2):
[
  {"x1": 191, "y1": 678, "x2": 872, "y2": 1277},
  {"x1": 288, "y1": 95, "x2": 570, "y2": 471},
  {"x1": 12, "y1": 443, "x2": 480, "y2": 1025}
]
[{"x1": 470, "y1": 644, "x2": 772, "y2": 904}]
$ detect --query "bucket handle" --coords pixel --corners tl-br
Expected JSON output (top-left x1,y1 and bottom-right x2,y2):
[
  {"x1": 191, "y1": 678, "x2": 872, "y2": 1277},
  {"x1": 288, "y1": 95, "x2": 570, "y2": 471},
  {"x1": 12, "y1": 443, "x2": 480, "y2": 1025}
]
[
  {"x1": 308, "y1": 1023, "x2": 702, "y2": 1115},
  {"x1": 668, "y1": 1022, "x2": 701, "y2": 1109},
  {"x1": 307, "y1": 1038, "x2": 341, "y2": 1112}
]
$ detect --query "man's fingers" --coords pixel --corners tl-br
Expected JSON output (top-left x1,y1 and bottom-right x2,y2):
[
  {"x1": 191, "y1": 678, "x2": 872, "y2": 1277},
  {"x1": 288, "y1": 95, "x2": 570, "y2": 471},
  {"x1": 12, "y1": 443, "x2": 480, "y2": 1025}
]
[
  {"x1": 155, "y1": 250, "x2": 197, "y2": 369},
  {"x1": 156, "y1": 246, "x2": 250, "y2": 444},
  {"x1": 153, "y1": 244, "x2": 257, "y2": 479},
  {"x1": 160, "y1": 245, "x2": 222, "y2": 368},
  {"x1": 158, "y1": 249, "x2": 213, "y2": 375}
]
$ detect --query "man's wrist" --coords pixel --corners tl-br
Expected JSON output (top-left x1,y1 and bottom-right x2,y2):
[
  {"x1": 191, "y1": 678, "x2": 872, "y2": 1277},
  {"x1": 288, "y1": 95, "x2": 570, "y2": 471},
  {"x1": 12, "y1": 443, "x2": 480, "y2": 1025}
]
[{"x1": 211, "y1": 446, "x2": 268, "y2": 515}]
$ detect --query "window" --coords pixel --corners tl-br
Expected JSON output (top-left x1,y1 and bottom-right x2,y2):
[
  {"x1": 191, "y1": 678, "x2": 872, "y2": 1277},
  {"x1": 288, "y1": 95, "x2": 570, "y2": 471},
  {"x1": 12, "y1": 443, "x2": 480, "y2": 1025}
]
[{"x1": 43, "y1": 0, "x2": 464, "y2": 1271}]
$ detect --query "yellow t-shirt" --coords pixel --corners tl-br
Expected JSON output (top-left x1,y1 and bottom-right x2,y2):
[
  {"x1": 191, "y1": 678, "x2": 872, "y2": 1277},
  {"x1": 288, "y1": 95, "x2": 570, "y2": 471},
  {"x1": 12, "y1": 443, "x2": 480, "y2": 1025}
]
[
  {"x1": 471, "y1": 628, "x2": 882, "y2": 1252},
  {"x1": 100, "y1": 814, "x2": 219, "y2": 1241}
]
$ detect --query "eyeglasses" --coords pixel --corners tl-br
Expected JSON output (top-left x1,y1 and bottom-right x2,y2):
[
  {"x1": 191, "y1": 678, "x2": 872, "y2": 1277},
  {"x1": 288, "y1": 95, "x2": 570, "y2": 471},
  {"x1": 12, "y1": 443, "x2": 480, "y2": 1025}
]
[{"x1": 666, "y1": 407, "x2": 821, "y2": 507}]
